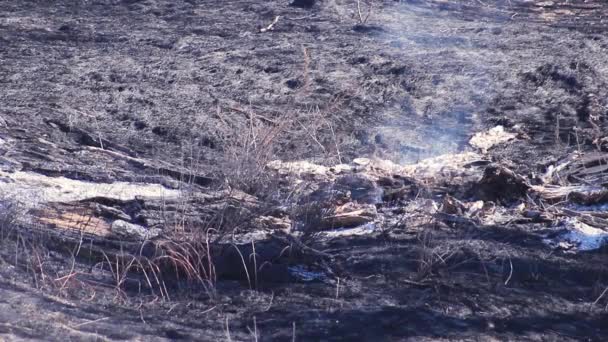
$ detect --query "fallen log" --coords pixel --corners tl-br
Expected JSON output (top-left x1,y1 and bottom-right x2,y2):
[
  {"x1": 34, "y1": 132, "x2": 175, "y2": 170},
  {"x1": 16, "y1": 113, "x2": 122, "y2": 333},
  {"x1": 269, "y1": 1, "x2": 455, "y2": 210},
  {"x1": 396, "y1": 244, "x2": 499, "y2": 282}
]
[
  {"x1": 547, "y1": 151, "x2": 608, "y2": 186},
  {"x1": 46, "y1": 119, "x2": 137, "y2": 157},
  {"x1": 321, "y1": 203, "x2": 377, "y2": 229},
  {"x1": 86, "y1": 146, "x2": 214, "y2": 187},
  {"x1": 531, "y1": 184, "x2": 608, "y2": 205},
  {"x1": 560, "y1": 208, "x2": 608, "y2": 229},
  {"x1": 11, "y1": 215, "x2": 328, "y2": 292}
]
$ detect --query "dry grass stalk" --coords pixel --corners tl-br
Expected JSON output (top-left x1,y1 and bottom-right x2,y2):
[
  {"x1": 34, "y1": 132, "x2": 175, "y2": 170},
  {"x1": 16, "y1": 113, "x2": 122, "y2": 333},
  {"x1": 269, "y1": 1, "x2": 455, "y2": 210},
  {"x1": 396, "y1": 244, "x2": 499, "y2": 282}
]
[
  {"x1": 356, "y1": 0, "x2": 373, "y2": 24},
  {"x1": 415, "y1": 229, "x2": 459, "y2": 281}
]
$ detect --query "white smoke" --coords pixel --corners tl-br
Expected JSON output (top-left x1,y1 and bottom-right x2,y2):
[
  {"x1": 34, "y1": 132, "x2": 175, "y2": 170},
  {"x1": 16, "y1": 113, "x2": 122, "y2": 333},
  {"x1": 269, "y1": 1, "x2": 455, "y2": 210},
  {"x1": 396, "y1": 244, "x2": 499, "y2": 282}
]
[{"x1": 369, "y1": 2, "x2": 504, "y2": 164}]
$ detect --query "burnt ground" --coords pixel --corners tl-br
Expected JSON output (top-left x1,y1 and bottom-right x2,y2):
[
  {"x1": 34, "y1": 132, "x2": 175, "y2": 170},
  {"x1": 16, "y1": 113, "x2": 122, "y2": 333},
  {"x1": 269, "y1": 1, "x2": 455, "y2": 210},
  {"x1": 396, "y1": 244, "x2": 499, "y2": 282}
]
[{"x1": 1, "y1": 0, "x2": 608, "y2": 341}]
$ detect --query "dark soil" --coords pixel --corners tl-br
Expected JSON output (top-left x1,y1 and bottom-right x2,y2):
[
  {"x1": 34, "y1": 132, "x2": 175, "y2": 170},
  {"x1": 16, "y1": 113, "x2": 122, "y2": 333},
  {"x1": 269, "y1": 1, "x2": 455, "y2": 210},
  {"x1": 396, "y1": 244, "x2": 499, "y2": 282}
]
[{"x1": 1, "y1": 0, "x2": 608, "y2": 341}]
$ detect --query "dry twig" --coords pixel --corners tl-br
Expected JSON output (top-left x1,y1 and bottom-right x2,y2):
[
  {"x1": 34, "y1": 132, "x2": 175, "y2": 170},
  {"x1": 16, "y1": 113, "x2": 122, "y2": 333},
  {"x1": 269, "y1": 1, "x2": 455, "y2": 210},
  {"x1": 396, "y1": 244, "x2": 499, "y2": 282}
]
[{"x1": 259, "y1": 16, "x2": 280, "y2": 33}]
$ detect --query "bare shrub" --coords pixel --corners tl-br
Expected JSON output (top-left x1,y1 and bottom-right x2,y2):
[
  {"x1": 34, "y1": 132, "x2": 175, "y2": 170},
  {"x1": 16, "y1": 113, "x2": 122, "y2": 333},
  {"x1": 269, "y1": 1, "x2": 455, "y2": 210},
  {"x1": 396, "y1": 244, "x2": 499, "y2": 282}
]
[
  {"x1": 415, "y1": 229, "x2": 459, "y2": 281},
  {"x1": 0, "y1": 195, "x2": 22, "y2": 238},
  {"x1": 218, "y1": 108, "x2": 293, "y2": 196},
  {"x1": 355, "y1": 0, "x2": 373, "y2": 24},
  {"x1": 213, "y1": 104, "x2": 345, "y2": 195},
  {"x1": 292, "y1": 201, "x2": 335, "y2": 239}
]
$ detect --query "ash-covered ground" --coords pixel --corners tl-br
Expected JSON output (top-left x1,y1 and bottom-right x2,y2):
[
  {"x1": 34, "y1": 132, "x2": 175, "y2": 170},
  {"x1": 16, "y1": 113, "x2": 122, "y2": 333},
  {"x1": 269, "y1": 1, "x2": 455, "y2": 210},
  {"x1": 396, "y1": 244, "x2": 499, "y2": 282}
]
[{"x1": 0, "y1": 0, "x2": 608, "y2": 341}]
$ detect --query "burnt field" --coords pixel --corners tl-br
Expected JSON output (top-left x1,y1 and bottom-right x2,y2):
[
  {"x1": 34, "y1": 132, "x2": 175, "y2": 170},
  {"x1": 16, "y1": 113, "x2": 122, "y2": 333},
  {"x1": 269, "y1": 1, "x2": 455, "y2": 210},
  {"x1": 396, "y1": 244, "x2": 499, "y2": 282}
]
[{"x1": 1, "y1": 0, "x2": 608, "y2": 341}]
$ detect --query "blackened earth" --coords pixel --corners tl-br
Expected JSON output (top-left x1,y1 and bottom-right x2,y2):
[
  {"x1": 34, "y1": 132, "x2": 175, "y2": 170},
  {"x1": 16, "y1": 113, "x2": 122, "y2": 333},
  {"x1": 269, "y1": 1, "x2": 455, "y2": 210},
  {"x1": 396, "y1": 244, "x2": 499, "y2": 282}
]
[{"x1": 0, "y1": 0, "x2": 607, "y2": 341}]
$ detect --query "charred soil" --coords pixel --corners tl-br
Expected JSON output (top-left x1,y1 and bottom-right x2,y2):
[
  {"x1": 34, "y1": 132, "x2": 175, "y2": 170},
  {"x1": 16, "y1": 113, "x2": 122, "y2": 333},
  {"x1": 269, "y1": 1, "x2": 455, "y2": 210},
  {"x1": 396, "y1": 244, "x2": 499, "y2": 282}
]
[{"x1": 1, "y1": 0, "x2": 608, "y2": 341}]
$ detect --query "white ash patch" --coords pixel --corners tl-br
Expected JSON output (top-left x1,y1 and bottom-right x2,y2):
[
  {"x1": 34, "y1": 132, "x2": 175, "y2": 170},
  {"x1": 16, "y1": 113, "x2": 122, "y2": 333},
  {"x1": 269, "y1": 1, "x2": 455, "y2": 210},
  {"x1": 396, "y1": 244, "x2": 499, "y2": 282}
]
[
  {"x1": 317, "y1": 223, "x2": 378, "y2": 239},
  {"x1": 221, "y1": 230, "x2": 270, "y2": 245},
  {"x1": 111, "y1": 220, "x2": 161, "y2": 240},
  {"x1": 544, "y1": 218, "x2": 608, "y2": 251},
  {"x1": 400, "y1": 152, "x2": 485, "y2": 179},
  {"x1": 0, "y1": 171, "x2": 182, "y2": 203},
  {"x1": 288, "y1": 265, "x2": 327, "y2": 282},
  {"x1": 469, "y1": 125, "x2": 517, "y2": 152}
]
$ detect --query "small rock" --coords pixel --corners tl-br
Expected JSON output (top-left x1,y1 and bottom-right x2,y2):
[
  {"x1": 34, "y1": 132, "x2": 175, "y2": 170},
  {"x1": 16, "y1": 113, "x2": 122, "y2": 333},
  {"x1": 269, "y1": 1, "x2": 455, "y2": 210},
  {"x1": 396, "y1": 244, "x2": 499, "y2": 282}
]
[
  {"x1": 111, "y1": 220, "x2": 160, "y2": 240},
  {"x1": 476, "y1": 164, "x2": 530, "y2": 203},
  {"x1": 353, "y1": 158, "x2": 371, "y2": 166}
]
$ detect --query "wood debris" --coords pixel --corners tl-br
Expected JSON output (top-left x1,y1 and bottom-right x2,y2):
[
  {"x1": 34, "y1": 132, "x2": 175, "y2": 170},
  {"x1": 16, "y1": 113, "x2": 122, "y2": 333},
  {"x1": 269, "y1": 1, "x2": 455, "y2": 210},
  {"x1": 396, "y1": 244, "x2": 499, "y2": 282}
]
[{"x1": 259, "y1": 16, "x2": 280, "y2": 33}]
